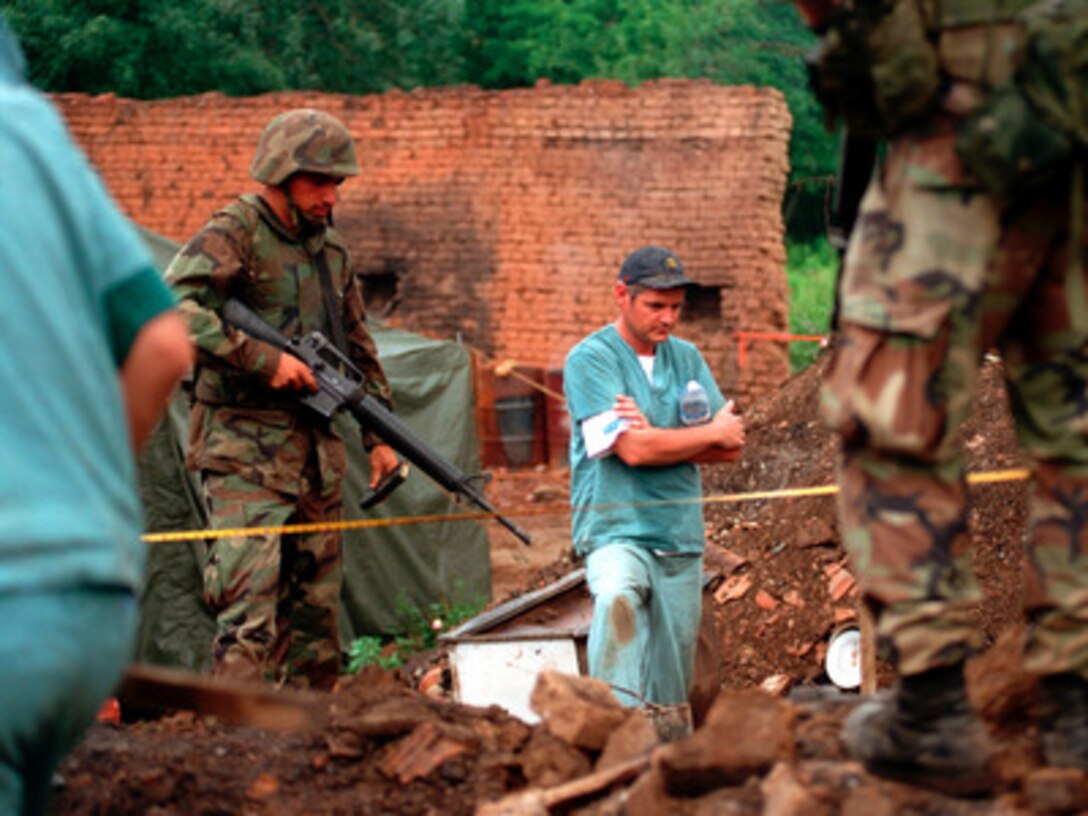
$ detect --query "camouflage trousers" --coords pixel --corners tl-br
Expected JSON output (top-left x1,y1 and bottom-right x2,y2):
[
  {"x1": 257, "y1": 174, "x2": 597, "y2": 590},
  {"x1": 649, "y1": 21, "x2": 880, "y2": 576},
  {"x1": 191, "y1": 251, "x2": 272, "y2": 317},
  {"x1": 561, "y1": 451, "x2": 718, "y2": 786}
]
[
  {"x1": 821, "y1": 119, "x2": 1088, "y2": 677},
  {"x1": 201, "y1": 470, "x2": 344, "y2": 691}
]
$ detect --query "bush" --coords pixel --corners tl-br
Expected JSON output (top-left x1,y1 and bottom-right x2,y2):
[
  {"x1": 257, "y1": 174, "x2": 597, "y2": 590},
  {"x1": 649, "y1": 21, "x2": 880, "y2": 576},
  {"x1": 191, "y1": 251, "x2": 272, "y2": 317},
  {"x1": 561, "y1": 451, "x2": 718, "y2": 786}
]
[
  {"x1": 343, "y1": 588, "x2": 487, "y2": 674},
  {"x1": 786, "y1": 237, "x2": 838, "y2": 371}
]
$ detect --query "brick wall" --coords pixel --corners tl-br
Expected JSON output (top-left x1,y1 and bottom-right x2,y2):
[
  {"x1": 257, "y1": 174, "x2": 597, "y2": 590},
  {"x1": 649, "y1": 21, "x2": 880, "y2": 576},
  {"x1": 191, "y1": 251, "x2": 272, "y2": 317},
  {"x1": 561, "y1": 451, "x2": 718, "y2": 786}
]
[{"x1": 53, "y1": 79, "x2": 792, "y2": 403}]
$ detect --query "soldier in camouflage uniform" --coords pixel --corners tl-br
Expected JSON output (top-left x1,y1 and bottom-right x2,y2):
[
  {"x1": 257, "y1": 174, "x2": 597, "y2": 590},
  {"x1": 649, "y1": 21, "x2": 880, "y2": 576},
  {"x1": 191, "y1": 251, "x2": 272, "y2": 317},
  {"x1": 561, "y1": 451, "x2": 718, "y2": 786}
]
[
  {"x1": 799, "y1": 0, "x2": 1088, "y2": 795},
  {"x1": 165, "y1": 109, "x2": 399, "y2": 691}
]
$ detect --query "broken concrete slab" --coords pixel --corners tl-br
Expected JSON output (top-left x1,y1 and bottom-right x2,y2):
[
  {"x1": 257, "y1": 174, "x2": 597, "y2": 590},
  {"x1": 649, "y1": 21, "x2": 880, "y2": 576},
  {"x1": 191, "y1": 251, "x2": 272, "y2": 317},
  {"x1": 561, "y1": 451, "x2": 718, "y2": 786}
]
[
  {"x1": 654, "y1": 690, "x2": 795, "y2": 795},
  {"x1": 596, "y1": 710, "x2": 658, "y2": 771},
  {"x1": 529, "y1": 670, "x2": 628, "y2": 751}
]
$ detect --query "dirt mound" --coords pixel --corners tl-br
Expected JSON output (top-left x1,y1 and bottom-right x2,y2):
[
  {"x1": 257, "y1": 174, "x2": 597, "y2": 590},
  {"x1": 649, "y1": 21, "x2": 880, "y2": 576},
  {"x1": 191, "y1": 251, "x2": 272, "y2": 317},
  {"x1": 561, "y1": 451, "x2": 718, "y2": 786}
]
[
  {"x1": 52, "y1": 354, "x2": 1046, "y2": 814},
  {"x1": 56, "y1": 668, "x2": 539, "y2": 814},
  {"x1": 700, "y1": 351, "x2": 1029, "y2": 692}
]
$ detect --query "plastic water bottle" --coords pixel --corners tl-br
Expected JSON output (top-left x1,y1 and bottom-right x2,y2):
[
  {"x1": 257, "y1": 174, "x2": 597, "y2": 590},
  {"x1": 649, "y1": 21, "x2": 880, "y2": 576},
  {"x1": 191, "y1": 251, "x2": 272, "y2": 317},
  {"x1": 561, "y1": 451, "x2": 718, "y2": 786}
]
[{"x1": 678, "y1": 380, "x2": 711, "y2": 426}]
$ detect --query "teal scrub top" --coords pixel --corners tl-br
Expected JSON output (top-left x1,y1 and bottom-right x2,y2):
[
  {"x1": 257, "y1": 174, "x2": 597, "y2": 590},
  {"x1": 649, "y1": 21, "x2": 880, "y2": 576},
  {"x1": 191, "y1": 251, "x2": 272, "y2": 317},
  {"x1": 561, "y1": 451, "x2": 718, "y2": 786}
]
[
  {"x1": 564, "y1": 324, "x2": 726, "y2": 555},
  {"x1": 0, "y1": 27, "x2": 173, "y2": 593}
]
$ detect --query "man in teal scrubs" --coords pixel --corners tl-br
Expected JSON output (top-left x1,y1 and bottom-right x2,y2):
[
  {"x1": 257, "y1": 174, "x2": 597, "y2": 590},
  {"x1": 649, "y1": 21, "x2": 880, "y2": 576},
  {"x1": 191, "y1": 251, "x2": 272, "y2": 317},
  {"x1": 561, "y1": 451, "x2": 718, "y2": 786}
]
[
  {"x1": 0, "y1": 18, "x2": 192, "y2": 815},
  {"x1": 564, "y1": 245, "x2": 745, "y2": 708}
]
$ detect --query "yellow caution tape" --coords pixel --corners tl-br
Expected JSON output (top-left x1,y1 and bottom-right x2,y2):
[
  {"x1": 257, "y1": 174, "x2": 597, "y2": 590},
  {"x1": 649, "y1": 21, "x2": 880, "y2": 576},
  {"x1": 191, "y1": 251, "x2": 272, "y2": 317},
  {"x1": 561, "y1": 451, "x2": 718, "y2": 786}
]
[
  {"x1": 140, "y1": 468, "x2": 1033, "y2": 544},
  {"x1": 141, "y1": 510, "x2": 505, "y2": 544}
]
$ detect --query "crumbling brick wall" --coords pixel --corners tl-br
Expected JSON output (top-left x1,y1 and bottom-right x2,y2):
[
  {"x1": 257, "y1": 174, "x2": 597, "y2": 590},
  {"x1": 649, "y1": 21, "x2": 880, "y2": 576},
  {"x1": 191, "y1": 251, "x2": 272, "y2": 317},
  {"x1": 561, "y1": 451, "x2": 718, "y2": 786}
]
[{"x1": 53, "y1": 79, "x2": 792, "y2": 403}]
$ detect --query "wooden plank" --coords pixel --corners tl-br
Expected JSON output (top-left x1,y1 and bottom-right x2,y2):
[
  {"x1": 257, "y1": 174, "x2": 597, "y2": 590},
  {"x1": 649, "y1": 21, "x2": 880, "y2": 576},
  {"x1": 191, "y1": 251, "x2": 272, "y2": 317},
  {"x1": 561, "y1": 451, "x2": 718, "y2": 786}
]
[
  {"x1": 116, "y1": 664, "x2": 325, "y2": 732},
  {"x1": 477, "y1": 755, "x2": 651, "y2": 815},
  {"x1": 539, "y1": 755, "x2": 650, "y2": 808},
  {"x1": 859, "y1": 605, "x2": 878, "y2": 693},
  {"x1": 442, "y1": 568, "x2": 587, "y2": 639}
]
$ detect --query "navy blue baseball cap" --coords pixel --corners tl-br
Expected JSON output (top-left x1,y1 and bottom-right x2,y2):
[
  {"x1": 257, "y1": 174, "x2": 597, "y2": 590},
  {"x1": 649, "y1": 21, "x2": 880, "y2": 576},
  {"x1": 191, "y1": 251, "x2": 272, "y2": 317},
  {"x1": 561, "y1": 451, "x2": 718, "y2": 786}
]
[{"x1": 618, "y1": 245, "x2": 696, "y2": 289}]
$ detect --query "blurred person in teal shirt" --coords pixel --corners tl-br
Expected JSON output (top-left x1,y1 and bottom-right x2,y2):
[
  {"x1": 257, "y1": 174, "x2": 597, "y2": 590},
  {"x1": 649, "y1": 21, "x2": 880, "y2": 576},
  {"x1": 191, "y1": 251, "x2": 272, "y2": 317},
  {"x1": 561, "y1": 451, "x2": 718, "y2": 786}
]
[{"x1": 0, "y1": 17, "x2": 192, "y2": 815}]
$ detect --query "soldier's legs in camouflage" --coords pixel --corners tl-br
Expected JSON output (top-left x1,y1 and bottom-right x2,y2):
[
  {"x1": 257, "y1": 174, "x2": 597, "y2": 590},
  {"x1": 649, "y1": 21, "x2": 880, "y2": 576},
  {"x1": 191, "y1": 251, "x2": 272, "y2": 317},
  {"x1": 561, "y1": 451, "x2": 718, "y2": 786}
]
[
  {"x1": 998, "y1": 190, "x2": 1088, "y2": 679},
  {"x1": 834, "y1": 405, "x2": 983, "y2": 673},
  {"x1": 201, "y1": 472, "x2": 294, "y2": 685},
  {"x1": 825, "y1": 127, "x2": 1026, "y2": 792},
  {"x1": 1021, "y1": 465, "x2": 1088, "y2": 676},
  {"x1": 273, "y1": 484, "x2": 343, "y2": 692},
  {"x1": 822, "y1": 126, "x2": 1002, "y2": 674}
]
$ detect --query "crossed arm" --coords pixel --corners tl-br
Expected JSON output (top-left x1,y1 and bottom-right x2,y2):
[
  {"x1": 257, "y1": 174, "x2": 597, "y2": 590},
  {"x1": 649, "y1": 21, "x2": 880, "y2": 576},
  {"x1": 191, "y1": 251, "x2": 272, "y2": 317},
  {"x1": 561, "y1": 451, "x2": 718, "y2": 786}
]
[{"x1": 610, "y1": 395, "x2": 745, "y2": 467}]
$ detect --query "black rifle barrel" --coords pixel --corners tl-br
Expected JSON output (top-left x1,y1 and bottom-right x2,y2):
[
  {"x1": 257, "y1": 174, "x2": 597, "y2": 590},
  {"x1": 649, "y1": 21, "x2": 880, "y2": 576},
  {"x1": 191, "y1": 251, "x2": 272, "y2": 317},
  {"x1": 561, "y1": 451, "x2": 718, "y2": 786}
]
[
  {"x1": 221, "y1": 299, "x2": 290, "y2": 350},
  {"x1": 221, "y1": 298, "x2": 533, "y2": 545},
  {"x1": 342, "y1": 390, "x2": 533, "y2": 545}
]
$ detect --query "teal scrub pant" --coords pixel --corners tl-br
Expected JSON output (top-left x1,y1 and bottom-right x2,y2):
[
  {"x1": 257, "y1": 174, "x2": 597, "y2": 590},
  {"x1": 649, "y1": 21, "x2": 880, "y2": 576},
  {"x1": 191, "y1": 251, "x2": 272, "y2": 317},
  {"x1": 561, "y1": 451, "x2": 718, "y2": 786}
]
[
  {"x1": 0, "y1": 588, "x2": 137, "y2": 816},
  {"x1": 585, "y1": 543, "x2": 703, "y2": 706}
]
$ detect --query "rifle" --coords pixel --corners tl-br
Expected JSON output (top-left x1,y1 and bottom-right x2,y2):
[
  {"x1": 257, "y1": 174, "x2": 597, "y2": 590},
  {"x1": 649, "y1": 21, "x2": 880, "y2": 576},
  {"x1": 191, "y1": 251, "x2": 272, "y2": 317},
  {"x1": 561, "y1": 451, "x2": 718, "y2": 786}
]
[
  {"x1": 829, "y1": 130, "x2": 877, "y2": 258},
  {"x1": 796, "y1": 0, "x2": 880, "y2": 333},
  {"x1": 221, "y1": 299, "x2": 533, "y2": 546},
  {"x1": 827, "y1": 129, "x2": 879, "y2": 332}
]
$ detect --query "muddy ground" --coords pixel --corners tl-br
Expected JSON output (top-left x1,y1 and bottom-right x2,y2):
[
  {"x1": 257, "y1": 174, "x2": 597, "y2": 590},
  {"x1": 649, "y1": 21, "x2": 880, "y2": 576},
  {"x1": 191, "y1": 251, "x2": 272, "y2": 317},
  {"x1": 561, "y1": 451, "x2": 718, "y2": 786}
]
[{"x1": 54, "y1": 353, "x2": 1052, "y2": 815}]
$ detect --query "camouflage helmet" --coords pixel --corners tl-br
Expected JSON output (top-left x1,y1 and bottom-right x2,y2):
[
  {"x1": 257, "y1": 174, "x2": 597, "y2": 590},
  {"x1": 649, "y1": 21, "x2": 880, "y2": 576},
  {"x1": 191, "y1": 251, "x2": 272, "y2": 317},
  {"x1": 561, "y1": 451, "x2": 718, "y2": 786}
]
[{"x1": 250, "y1": 108, "x2": 359, "y2": 186}]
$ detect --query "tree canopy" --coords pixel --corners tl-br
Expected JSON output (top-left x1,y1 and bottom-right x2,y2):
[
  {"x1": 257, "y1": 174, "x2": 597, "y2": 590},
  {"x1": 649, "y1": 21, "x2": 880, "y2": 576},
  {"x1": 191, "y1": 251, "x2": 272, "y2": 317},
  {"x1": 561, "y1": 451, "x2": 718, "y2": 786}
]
[{"x1": 2, "y1": 0, "x2": 838, "y2": 238}]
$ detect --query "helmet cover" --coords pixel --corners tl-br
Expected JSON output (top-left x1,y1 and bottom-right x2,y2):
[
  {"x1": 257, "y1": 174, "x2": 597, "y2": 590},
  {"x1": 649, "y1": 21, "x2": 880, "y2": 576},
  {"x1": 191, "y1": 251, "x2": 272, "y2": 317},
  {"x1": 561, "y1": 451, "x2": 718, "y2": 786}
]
[{"x1": 250, "y1": 108, "x2": 359, "y2": 186}]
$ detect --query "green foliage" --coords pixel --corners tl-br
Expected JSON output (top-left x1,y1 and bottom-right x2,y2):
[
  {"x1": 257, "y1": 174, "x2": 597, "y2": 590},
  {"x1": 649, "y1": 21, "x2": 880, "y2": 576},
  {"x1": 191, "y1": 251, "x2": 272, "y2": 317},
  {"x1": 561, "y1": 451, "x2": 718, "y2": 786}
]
[
  {"x1": 4, "y1": 0, "x2": 277, "y2": 96},
  {"x1": 462, "y1": 0, "x2": 839, "y2": 239},
  {"x1": 786, "y1": 237, "x2": 837, "y2": 371},
  {"x1": 345, "y1": 635, "x2": 403, "y2": 673},
  {"x1": 2, "y1": 0, "x2": 466, "y2": 98},
  {"x1": 342, "y1": 588, "x2": 487, "y2": 674},
  {"x1": 392, "y1": 590, "x2": 487, "y2": 654}
]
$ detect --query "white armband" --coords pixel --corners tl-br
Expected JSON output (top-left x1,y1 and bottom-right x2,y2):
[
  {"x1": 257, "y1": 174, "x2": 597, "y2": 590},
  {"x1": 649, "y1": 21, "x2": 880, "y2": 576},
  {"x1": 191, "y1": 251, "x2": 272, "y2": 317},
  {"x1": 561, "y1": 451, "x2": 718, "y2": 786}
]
[{"x1": 581, "y1": 409, "x2": 631, "y2": 459}]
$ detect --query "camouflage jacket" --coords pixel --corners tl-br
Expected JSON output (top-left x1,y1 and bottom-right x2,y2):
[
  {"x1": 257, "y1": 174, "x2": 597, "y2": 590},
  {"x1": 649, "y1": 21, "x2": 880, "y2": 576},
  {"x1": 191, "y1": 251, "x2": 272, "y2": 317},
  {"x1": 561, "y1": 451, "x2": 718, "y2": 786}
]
[{"x1": 165, "y1": 194, "x2": 392, "y2": 495}]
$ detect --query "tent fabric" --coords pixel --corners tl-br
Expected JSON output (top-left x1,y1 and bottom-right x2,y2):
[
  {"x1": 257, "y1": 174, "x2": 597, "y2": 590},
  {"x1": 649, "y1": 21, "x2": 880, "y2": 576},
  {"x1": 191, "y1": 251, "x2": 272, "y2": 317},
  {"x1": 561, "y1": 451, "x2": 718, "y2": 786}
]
[{"x1": 134, "y1": 227, "x2": 490, "y2": 670}]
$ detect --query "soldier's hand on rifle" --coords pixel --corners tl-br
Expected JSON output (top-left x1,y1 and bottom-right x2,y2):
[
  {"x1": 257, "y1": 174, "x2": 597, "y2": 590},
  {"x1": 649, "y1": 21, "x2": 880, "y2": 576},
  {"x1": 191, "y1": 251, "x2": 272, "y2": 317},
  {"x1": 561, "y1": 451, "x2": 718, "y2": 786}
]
[
  {"x1": 269, "y1": 352, "x2": 318, "y2": 392},
  {"x1": 368, "y1": 444, "x2": 400, "y2": 488}
]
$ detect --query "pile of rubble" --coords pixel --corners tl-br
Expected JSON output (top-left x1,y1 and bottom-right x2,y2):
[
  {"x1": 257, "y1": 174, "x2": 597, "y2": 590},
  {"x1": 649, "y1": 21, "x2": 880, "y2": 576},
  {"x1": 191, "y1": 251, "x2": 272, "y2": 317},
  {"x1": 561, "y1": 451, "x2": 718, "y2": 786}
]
[
  {"x1": 54, "y1": 354, "x2": 1065, "y2": 814},
  {"x1": 58, "y1": 642, "x2": 1088, "y2": 814}
]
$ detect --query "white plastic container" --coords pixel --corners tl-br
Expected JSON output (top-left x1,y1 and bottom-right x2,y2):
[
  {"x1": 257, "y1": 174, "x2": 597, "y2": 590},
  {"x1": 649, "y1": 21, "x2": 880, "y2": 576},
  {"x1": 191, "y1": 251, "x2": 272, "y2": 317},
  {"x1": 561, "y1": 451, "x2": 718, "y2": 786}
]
[
  {"x1": 826, "y1": 625, "x2": 862, "y2": 690},
  {"x1": 678, "y1": 380, "x2": 710, "y2": 426}
]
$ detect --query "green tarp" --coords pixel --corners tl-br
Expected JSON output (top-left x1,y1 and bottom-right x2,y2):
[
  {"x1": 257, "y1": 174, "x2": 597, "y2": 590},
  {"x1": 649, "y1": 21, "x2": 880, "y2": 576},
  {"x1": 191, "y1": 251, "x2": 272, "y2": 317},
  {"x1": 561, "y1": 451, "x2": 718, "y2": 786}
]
[{"x1": 134, "y1": 228, "x2": 491, "y2": 671}]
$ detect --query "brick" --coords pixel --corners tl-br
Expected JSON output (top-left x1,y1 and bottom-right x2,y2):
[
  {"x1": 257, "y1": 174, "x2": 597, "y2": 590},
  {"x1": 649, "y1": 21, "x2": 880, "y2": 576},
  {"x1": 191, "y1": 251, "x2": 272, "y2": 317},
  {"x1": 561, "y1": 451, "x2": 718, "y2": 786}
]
[
  {"x1": 714, "y1": 573, "x2": 753, "y2": 604},
  {"x1": 828, "y1": 568, "x2": 857, "y2": 602},
  {"x1": 375, "y1": 721, "x2": 475, "y2": 784},
  {"x1": 756, "y1": 590, "x2": 781, "y2": 610}
]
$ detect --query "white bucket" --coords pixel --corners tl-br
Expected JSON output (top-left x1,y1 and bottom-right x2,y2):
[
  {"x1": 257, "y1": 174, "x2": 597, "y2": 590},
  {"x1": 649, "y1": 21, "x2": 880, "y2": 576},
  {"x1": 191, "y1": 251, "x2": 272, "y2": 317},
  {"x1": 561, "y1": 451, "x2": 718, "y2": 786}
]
[{"x1": 825, "y1": 625, "x2": 861, "y2": 690}]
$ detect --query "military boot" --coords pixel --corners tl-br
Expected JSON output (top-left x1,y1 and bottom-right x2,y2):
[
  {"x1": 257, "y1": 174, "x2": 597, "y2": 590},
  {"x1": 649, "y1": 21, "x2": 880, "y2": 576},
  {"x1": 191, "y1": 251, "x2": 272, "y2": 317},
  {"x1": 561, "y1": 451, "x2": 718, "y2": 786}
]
[
  {"x1": 1039, "y1": 672, "x2": 1088, "y2": 769},
  {"x1": 843, "y1": 664, "x2": 995, "y2": 796}
]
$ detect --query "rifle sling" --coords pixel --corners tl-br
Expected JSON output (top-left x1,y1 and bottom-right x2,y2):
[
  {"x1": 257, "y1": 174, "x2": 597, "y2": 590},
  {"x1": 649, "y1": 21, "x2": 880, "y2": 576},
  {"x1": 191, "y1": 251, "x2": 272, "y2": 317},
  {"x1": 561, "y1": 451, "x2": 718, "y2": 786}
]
[{"x1": 314, "y1": 250, "x2": 350, "y2": 356}]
